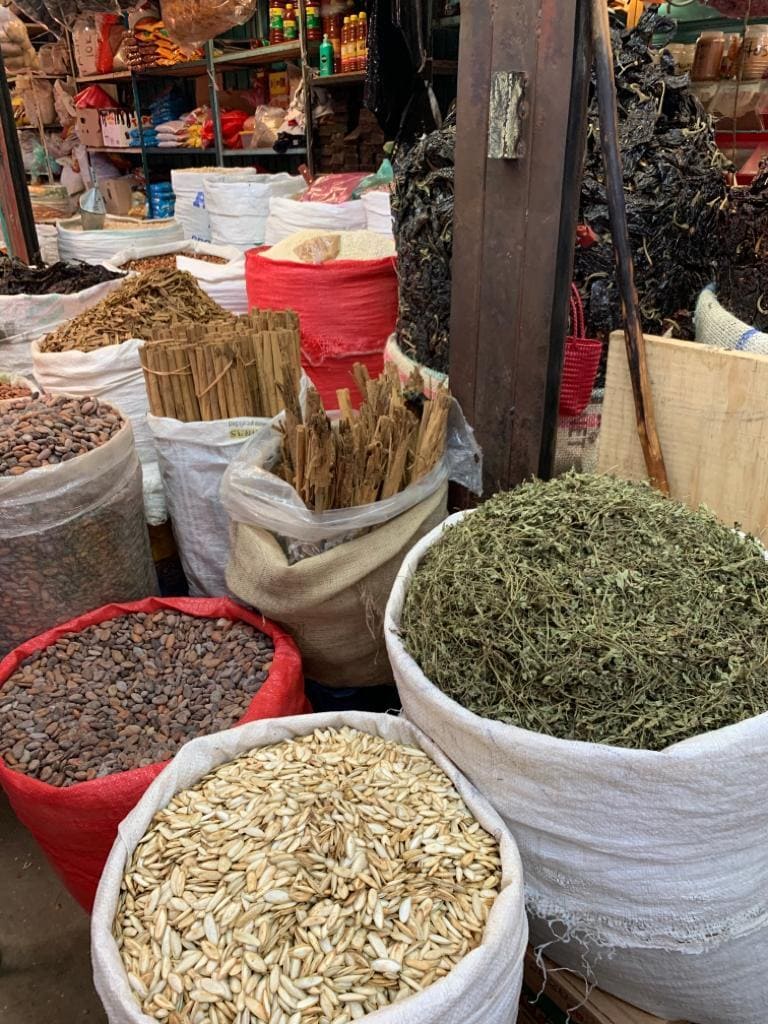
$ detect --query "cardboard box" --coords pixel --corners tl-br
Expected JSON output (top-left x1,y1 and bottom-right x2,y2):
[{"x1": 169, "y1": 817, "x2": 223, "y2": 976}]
[
  {"x1": 75, "y1": 108, "x2": 103, "y2": 147},
  {"x1": 99, "y1": 109, "x2": 138, "y2": 148},
  {"x1": 102, "y1": 177, "x2": 133, "y2": 216}
]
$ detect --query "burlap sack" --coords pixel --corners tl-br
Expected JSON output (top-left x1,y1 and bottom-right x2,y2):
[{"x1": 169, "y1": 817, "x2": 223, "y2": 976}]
[{"x1": 227, "y1": 483, "x2": 447, "y2": 687}]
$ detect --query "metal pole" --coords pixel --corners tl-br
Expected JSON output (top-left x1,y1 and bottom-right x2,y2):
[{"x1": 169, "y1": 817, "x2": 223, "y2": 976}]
[
  {"x1": 206, "y1": 40, "x2": 225, "y2": 166},
  {"x1": 130, "y1": 72, "x2": 152, "y2": 217},
  {"x1": 0, "y1": 50, "x2": 39, "y2": 262},
  {"x1": 296, "y1": 0, "x2": 315, "y2": 175}
]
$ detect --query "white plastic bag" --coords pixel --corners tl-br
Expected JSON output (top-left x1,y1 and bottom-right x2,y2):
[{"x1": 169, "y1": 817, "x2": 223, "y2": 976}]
[
  {"x1": 56, "y1": 216, "x2": 184, "y2": 265},
  {"x1": 0, "y1": 416, "x2": 157, "y2": 657},
  {"x1": 91, "y1": 710, "x2": 527, "y2": 1024},
  {"x1": 264, "y1": 194, "x2": 364, "y2": 245},
  {"x1": 363, "y1": 190, "x2": 394, "y2": 236},
  {"x1": 221, "y1": 398, "x2": 481, "y2": 558},
  {"x1": 386, "y1": 510, "x2": 768, "y2": 1024},
  {"x1": 106, "y1": 239, "x2": 248, "y2": 314},
  {"x1": 148, "y1": 414, "x2": 268, "y2": 597},
  {"x1": 695, "y1": 285, "x2": 768, "y2": 355},
  {"x1": 205, "y1": 173, "x2": 303, "y2": 251},
  {"x1": 0, "y1": 275, "x2": 125, "y2": 378},
  {"x1": 31, "y1": 337, "x2": 166, "y2": 525}
]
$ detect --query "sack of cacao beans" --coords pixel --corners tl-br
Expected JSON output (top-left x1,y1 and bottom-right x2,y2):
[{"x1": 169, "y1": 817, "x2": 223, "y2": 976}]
[
  {"x1": 0, "y1": 395, "x2": 157, "y2": 657},
  {"x1": 0, "y1": 597, "x2": 307, "y2": 910}
]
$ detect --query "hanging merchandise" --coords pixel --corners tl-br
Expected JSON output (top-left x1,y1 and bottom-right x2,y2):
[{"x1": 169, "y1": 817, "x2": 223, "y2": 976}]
[
  {"x1": 222, "y1": 367, "x2": 480, "y2": 686},
  {"x1": 0, "y1": 397, "x2": 156, "y2": 659},
  {"x1": 92, "y1": 712, "x2": 526, "y2": 1024},
  {"x1": 204, "y1": 173, "x2": 302, "y2": 251},
  {"x1": 392, "y1": 108, "x2": 455, "y2": 374},
  {"x1": 0, "y1": 597, "x2": 306, "y2": 911},
  {"x1": 56, "y1": 216, "x2": 184, "y2": 264},
  {"x1": 387, "y1": 473, "x2": 768, "y2": 1024},
  {"x1": 160, "y1": 0, "x2": 258, "y2": 49}
]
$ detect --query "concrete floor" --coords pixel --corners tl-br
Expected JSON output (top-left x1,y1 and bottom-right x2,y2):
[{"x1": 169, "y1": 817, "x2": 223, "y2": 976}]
[{"x1": 0, "y1": 792, "x2": 106, "y2": 1024}]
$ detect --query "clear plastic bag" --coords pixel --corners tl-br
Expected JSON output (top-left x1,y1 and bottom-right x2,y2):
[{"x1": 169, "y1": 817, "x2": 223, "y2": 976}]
[
  {"x1": 221, "y1": 397, "x2": 482, "y2": 562},
  {"x1": 0, "y1": 417, "x2": 157, "y2": 657},
  {"x1": 160, "y1": 0, "x2": 258, "y2": 49}
]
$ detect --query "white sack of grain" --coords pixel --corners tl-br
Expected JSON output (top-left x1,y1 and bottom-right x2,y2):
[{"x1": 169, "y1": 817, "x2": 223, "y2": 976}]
[
  {"x1": 56, "y1": 216, "x2": 184, "y2": 264},
  {"x1": 363, "y1": 190, "x2": 394, "y2": 236},
  {"x1": 31, "y1": 337, "x2": 165, "y2": 525},
  {"x1": 205, "y1": 173, "x2": 303, "y2": 251},
  {"x1": 91, "y1": 710, "x2": 527, "y2": 1024},
  {"x1": 386, "y1": 509, "x2": 768, "y2": 1024}
]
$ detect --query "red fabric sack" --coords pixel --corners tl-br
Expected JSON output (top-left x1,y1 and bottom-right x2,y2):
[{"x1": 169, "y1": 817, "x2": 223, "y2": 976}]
[
  {"x1": 246, "y1": 250, "x2": 397, "y2": 367},
  {"x1": 0, "y1": 597, "x2": 307, "y2": 912},
  {"x1": 302, "y1": 351, "x2": 385, "y2": 410},
  {"x1": 560, "y1": 284, "x2": 603, "y2": 417}
]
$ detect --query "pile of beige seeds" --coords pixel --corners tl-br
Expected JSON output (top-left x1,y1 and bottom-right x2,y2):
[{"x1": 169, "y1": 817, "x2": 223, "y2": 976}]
[{"x1": 115, "y1": 726, "x2": 502, "y2": 1024}]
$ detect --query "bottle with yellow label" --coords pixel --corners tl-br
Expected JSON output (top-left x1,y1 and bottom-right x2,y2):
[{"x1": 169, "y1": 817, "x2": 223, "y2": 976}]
[
  {"x1": 284, "y1": 3, "x2": 297, "y2": 40},
  {"x1": 356, "y1": 10, "x2": 367, "y2": 71}
]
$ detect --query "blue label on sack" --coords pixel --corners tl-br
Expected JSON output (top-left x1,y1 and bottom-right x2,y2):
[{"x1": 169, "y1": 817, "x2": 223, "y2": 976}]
[{"x1": 193, "y1": 191, "x2": 205, "y2": 209}]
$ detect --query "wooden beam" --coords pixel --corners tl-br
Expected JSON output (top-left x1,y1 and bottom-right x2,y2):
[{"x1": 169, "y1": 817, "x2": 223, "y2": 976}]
[
  {"x1": 0, "y1": 51, "x2": 39, "y2": 262},
  {"x1": 450, "y1": 0, "x2": 589, "y2": 494}
]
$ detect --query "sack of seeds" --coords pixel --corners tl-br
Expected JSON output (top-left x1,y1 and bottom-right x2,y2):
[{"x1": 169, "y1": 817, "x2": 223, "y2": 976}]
[
  {"x1": 0, "y1": 597, "x2": 307, "y2": 911},
  {"x1": 221, "y1": 405, "x2": 480, "y2": 687},
  {"x1": 31, "y1": 336, "x2": 165, "y2": 525},
  {"x1": 91, "y1": 712, "x2": 527, "y2": 1024},
  {"x1": 0, "y1": 371, "x2": 39, "y2": 408},
  {"x1": 0, "y1": 396, "x2": 157, "y2": 659},
  {"x1": 386, "y1": 475, "x2": 768, "y2": 1024},
  {"x1": 0, "y1": 274, "x2": 125, "y2": 377},
  {"x1": 695, "y1": 285, "x2": 768, "y2": 355}
]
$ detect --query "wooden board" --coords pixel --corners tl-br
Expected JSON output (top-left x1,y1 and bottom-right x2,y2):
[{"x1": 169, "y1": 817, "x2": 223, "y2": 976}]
[
  {"x1": 598, "y1": 332, "x2": 768, "y2": 541},
  {"x1": 520, "y1": 951, "x2": 688, "y2": 1024}
]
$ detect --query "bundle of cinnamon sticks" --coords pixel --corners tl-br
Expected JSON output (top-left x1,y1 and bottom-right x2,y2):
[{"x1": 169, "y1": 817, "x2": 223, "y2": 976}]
[
  {"x1": 278, "y1": 363, "x2": 452, "y2": 512},
  {"x1": 139, "y1": 310, "x2": 301, "y2": 422}
]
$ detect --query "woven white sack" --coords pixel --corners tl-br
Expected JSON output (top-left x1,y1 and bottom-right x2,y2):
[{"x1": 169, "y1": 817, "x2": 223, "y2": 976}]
[
  {"x1": 32, "y1": 337, "x2": 166, "y2": 525},
  {"x1": 363, "y1": 190, "x2": 394, "y2": 237},
  {"x1": 695, "y1": 286, "x2": 768, "y2": 355},
  {"x1": 91, "y1": 710, "x2": 527, "y2": 1024},
  {"x1": 205, "y1": 174, "x2": 302, "y2": 251},
  {"x1": 56, "y1": 216, "x2": 184, "y2": 264},
  {"x1": 106, "y1": 239, "x2": 248, "y2": 315},
  {"x1": 264, "y1": 194, "x2": 365, "y2": 245},
  {"x1": 0, "y1": 275, "x2": 125, "y2": 378},
  {"x1": 386, "y1": 510, "x2": 768, "y2": 1024},
  {"x1": 148, "y1": 414, "x2": 269, "y2": 597}
]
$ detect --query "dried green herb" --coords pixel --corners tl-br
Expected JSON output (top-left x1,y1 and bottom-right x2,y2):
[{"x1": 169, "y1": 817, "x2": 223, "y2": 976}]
[{"x1": 400, "y1": 473, "x2": 768, "y2": 750}]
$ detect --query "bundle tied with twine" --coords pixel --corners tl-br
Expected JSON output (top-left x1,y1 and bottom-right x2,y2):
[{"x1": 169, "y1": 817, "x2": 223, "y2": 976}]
[{"x1": 139, "y1": 310, "x2": 302, "y2": 423}]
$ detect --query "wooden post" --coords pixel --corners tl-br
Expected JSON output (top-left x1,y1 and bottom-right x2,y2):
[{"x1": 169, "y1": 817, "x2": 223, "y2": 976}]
[
  {"x1": 449, "y1": 0, "x2": 591, "y2": 494},
  {"x1": 0, "y1": 51, "x2": 39, "y2": 263}
]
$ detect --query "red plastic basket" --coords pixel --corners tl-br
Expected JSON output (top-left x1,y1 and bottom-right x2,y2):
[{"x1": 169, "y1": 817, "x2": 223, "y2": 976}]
[{"x1": 560, "y1": 285, "x2": 603, "y2": 417}]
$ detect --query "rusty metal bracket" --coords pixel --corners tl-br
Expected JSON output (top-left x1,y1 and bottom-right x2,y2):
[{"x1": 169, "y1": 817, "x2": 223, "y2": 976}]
[{"x1": 487, "y1": 70, "x2": 527, "y2": 160}]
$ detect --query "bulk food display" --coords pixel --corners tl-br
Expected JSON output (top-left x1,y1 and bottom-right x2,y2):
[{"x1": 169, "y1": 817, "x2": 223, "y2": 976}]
[
  {"x1": 0, "y1": 396, "x2": 156, "y2": 657},
  {"x1": 386, "y1": 473, "x2": 768, "y2": 1024},
  {"x1": 223, "y1": 365, "x2": 480, "y2": 686},
  {"x1": 92, "y1": 714, "x2": 527, "y2": 1024},
  {"x1": 0, "y1": 597, "x2": 306, "y2": 910}
]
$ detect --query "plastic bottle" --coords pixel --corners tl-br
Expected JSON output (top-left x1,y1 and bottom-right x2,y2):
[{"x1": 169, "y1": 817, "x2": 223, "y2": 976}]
[
  {"x1": 319, "y1": 32, "x2": 334, "y2": 75},
  {"x1": 283, "y1": 3, "x2": 297, "y2": 40},
  {"x1": 269, "y1": 1, "x2": 285, "y2": 45},
  {"x1": 329, "y1": 17, "x2": 341, "y2": 72},
  {"x1": 306, "y1": 2, "x2": 322, "y2": 42},
  {"x1": 348, "y1": 14, "x2": 358, "y2": 71},
  {"x1": 356, "y1": 10, "x2": 367, "y2": 71},
  {"x1": 341, "y1": 15, "x2": 350, "y2": 72}
]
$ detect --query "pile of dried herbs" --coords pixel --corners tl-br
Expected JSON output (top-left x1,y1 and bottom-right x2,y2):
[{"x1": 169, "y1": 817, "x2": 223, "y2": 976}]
[
  {"x1": 713, "y1": 164, "x2": 768, "y2": 331},
  {"x1": 400, "y1": 473, "x2": 768, "y2": 751},
  {"x1": 576, "y1": 6, "x2": 729, "y2": 343},
  {"x1": 391, "y1": 108, "x2": 455, "y2": 375}
]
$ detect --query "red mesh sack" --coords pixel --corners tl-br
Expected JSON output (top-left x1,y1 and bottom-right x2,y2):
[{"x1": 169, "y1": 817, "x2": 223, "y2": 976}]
[
  {"x1": 0, "y1": 597, "x2": 307, "y2": 912},
  {"x1": 246, "y1": 249, "x2": 396, "y2": 407},
  {"x1": 560, "y1": 285, "x2": 603, "y2": 417}
]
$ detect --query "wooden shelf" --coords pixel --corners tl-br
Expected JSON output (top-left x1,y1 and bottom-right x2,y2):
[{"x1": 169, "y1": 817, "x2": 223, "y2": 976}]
[
  {"x1": 316, "y1": 70, "x2": 365, "y2": 85},
  {"x1": 143, "y1": 147, "x2": 212, "y2": 156},
  {"x1": 17, "y1": 124, "x2": 62, "y2": 131},
  {"x1": 76, "y1": 70, "x2": 133, "y2": 83},
  {"x1": 435, "y1": 15, "x2": 461, "y2": 28},
  {"x1": 136, "y1": 60, "x2": 209, "y2": 78},
  {"x1": 223, "y1": 147, "x2": 307, "y2": 156},
  {"x1": 214, "y1": 41, "x2": 304, "y2": 68},
  {"x1": 86, "y1": 146, "x2": 141, "y2": 154}
]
